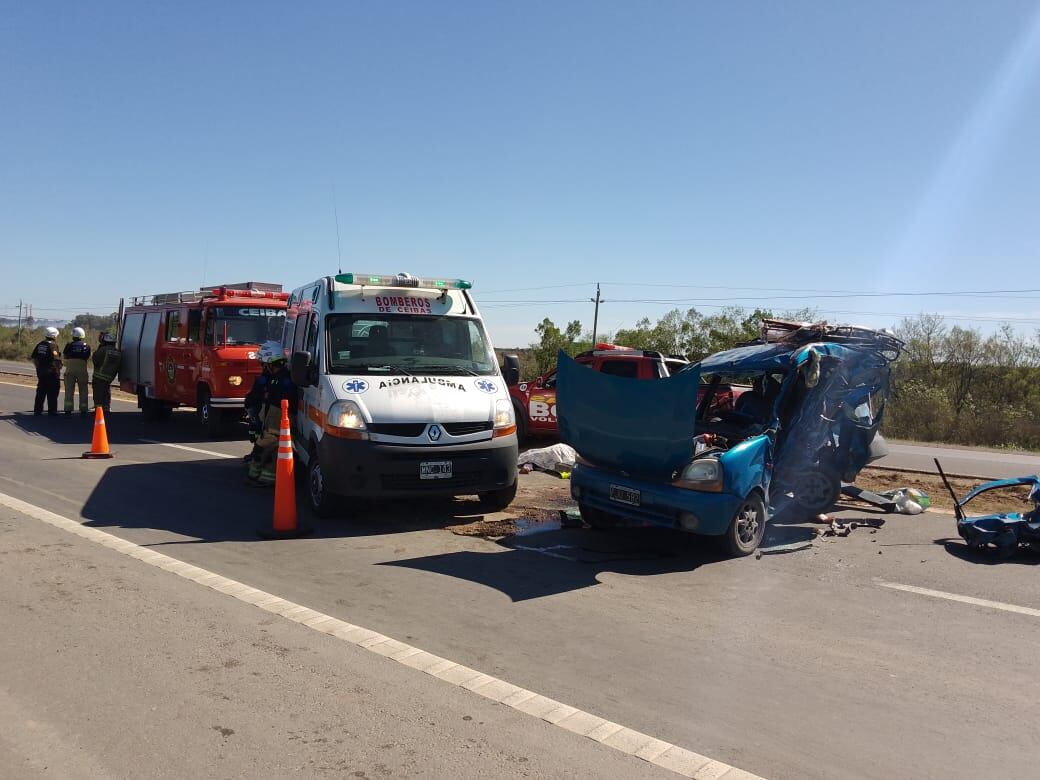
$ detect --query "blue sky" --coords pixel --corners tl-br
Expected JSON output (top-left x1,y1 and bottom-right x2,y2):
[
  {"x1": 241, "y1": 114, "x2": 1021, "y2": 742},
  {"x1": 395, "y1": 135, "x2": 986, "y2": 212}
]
[{"x1": 2, "y1": 1, "x2": 1039, "y2": 346}]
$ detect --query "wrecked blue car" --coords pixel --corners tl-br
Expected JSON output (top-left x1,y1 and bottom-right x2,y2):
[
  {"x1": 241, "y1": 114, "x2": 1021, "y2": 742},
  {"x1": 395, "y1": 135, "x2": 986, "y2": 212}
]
[
  {"x1": 558, "y1": 320, "x2": 902, "y2": 556},
  {"x1": 935, "y1": 459, "x2": 1040, "y2": 556}
]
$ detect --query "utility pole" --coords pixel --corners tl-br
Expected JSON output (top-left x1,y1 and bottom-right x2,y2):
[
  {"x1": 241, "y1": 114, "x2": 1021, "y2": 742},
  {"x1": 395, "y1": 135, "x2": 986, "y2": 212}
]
[
  {"x1": 16, "y1": 300, "x2": 23, "y2": 332},
  {"x1": 590, "y1": 283, "x2": 604, "y2": 346}
]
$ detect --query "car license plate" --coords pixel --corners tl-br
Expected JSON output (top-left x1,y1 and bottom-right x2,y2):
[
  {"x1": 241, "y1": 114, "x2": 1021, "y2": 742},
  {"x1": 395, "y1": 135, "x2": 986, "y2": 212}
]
[
  {"x1": 420, "y1": 461, "x2": 453, "y2": 479},
  {"x1": 609, "y1": 484, "x2": 640, "y2": 506}
]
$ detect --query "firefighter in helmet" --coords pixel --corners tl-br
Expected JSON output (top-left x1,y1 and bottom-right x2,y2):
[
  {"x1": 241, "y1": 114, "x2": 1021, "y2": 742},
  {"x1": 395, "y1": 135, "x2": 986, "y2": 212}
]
[
  {"x1": 244, "y1": 341, "x2": 298, "y2": 487},
  {"x1": 92, "y1": 332, "x2": 122, "y2": 413},
  {"x1": 63, "y1": 326, "x2": 92, "y2": 414},
  {"x1": 31, "y1": 327, "x2": 62, "y2": 416}
]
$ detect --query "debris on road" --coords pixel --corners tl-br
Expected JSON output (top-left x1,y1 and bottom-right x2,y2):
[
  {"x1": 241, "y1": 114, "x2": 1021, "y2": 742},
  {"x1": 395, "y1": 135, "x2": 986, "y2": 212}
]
[
  {"x1": 841, "y1": 484, "x2": 930, "y2": 514},
  {"x1": 936, "y1": 458, "x2": 1040, "y2": 558}
]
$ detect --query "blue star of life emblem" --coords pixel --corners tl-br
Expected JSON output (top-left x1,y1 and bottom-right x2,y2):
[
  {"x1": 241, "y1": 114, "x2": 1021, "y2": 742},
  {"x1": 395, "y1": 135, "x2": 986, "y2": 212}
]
[
  {"x1": 343, "y1": 379, "x2": 369, "y2": 394},
  {"x1": 474, "y1": 379, "x2": 497, "y2": 394}
]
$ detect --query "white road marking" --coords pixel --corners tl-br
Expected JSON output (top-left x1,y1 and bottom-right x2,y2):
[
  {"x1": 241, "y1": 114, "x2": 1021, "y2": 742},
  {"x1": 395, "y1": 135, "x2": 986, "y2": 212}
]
[
  {"x1": 137, "y1": 439, "x2": 237, "y2": 459},
  {"x1": 0, "y1": 489, "x2": 764, "y2": 780},
  {"x1": 880, "y1": 582, "x2": 1040, "y2": 618}
]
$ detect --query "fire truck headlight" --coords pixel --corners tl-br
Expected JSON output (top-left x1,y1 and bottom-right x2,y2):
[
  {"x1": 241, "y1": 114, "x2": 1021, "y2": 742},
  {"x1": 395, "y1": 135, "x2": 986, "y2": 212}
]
[
  {"x1": 328, "y1": 400, "x2": 367, "y2": 431},
  {"x1": 228, "y1": 375, "x2": 243, "y2": 386}
]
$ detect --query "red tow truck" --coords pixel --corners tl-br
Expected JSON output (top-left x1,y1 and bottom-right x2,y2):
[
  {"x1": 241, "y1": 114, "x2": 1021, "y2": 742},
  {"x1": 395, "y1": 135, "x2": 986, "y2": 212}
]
[
  {"x1": 507, "y1": 344, "x2": 690, "y2": 440},
  {"x1": 119, "y1": 283, "x2": 288, "y2": 436}
]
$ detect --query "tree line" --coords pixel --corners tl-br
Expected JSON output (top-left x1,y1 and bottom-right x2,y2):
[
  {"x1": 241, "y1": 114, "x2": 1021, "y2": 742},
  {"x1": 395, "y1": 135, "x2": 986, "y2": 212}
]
[
  {"x1": 0, "y1": 313, "x2": 119, "y2": 361},
  {"x1": 520, "y1": 308, "x2": 1040, "y2": 451}
]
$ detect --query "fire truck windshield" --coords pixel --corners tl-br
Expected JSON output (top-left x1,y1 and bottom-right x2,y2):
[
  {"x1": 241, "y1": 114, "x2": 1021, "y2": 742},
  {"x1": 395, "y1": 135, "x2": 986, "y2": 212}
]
[
  {"x1": 326, "y1": 314, "x2": 497, "y2": 376},
  {"x1": 206, "y1": 306, "x2": 285, "y2": 347}
]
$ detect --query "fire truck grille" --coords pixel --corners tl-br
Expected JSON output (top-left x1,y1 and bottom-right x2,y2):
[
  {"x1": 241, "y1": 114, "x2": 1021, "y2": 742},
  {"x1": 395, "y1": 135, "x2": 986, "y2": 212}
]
[{"x1": 380, "y1": 471, "x2": 483, "y2": 490}]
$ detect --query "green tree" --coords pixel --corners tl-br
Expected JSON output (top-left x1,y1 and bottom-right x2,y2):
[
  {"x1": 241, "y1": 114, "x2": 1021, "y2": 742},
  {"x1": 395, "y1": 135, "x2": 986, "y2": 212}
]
[{"x1": 530, "y1": 317, "x2": 583, "y2": 376}]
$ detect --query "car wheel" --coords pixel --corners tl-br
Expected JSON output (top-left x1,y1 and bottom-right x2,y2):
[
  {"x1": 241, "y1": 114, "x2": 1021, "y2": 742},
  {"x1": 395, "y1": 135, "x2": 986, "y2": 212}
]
[
  {"x1": 478, "y1": 479, "x2": 518, "y2": 512},
  {"x1": 723, "y1": 492, "x2": 767, "y2": 557},
  {"x1": 307, "y1": 446, "x2": 340, "y2": 518},
  {"x1": 790, "y1": 468, "x2": 841, "y2": 514}
]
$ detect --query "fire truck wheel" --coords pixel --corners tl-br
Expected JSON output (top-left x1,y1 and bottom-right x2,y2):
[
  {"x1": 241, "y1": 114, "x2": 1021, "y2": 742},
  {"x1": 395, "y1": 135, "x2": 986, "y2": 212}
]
[
  {"x1": 197, "y1": 388, "x2": 228, "y2": 438},
  {"x1": 140, "y1": 395, "x2": 171, "y2": 421},
  {"x1": 307, "y1": 446, "x2": 341, "y2": 518}
]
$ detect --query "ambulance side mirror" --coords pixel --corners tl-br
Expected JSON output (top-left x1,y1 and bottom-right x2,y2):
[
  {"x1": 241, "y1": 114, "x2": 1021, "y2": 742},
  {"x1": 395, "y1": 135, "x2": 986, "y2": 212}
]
[
  {"x1": 503, "y1": 354, "x2": 521, "y2": 387},
  {"x1": 290, "y1": 350, "x2": 314, "y2": 387}
]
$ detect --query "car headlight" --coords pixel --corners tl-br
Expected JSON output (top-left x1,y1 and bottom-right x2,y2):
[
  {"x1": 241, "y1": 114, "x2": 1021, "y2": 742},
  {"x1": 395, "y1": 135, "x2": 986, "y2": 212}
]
[
  {"x1": 328, "y1": 400, "x2": 367, "y2": 431},
  {"x1": 493, "y1": 398, "x2": 517, "y2": 437},
  {"x1": 673, "y1": 457, "x2": 724, "y2": 492},
  {"x1": 228, "y1": 375, "x2": 243, "y2": 386}
]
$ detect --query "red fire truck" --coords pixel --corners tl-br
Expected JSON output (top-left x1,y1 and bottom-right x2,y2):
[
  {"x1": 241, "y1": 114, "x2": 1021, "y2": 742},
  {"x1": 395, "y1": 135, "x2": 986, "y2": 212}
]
[{"x1": 119, "y1": 283, "x2": 288, "y2": 436}]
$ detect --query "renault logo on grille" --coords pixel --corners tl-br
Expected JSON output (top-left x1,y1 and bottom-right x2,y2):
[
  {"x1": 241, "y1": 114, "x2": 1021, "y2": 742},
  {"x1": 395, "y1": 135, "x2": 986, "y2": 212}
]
[{"x1": 428, "y1": 425, "x2": 442, "y2": 442}]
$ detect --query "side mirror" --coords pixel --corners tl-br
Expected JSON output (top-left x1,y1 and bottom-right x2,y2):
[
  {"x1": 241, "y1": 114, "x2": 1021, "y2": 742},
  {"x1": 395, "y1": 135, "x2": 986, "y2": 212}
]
[
  {"x1": 290, "y1": 350, "x2": 314, "y2": 387},
  {"x1": 503, "y1": 354, "x2": 521, "y2": 387}
]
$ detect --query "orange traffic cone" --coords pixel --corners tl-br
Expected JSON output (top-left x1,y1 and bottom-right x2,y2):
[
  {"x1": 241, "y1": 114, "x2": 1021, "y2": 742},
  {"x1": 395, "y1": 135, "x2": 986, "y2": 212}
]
[
  {"x1": 258, "y1": 399, "x2": 311, "y2": 538},
  {"x1": 82, "y1": 406, "x2": 114, "y2": 459}
]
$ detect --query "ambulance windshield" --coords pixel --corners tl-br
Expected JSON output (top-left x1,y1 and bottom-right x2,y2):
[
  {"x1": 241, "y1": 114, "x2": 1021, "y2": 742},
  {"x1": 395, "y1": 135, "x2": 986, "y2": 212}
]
[
  {"x1": 326, "y1": 314, "x2": 497, "y2": 376},
  {"x1": 206, "y1": 306, "x2": 285, "y2": 347}
]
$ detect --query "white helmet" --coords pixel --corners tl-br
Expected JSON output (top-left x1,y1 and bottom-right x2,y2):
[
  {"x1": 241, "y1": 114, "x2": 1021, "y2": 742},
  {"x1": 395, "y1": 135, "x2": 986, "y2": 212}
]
[
  {"x1": 72, "y1": 326, "x2": 86, "y2": 339},
  {"x1": 257, "y1": 341, "x2": 286, "y2": 365},
  {"x1": 44, "y1": 327, "x2": 59, "y2": 340}
]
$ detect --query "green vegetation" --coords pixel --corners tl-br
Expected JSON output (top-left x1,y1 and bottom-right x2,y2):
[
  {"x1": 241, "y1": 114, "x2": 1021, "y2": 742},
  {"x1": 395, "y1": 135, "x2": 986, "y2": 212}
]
[
  {"x1": 0, "y1": 313, "x2": 119, "y2": 361},
  {"x1": 521, "y1": 308, "x2": 1040, "y2": 451}
]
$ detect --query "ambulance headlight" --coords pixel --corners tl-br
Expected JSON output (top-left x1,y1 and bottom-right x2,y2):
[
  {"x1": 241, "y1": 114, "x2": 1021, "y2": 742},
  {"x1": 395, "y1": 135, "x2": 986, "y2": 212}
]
[
  {"x1": 673, "y1": 458, "x2": 724, "y2": 492},
  {"x1": 228, "y1": 375, "x2": 243, "y2": 386},
  {"x1": 494, "y1": 399, "x2": 514, "y2": 428},
  {"x1": 328, "y1": 400, "x2": 367, "y2": 431}
]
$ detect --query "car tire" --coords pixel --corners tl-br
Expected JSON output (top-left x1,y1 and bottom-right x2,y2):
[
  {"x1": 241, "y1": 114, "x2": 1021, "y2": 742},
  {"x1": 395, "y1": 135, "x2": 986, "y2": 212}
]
[
  {"x1": 307, "y1": 445, "x2": 340, "y2": 518},
  {"x1": 578, "y1": 503, "x2": 618, "y2": 530},
  {"x1": 722, "y1": 492, "x2": 767, "y2": 557},
  {"x1": 789, "y1": 468, "x2": 841, "y2": 514},
  {"x1": 478, "y1": 479, "x2": 518, "y2": 512}
]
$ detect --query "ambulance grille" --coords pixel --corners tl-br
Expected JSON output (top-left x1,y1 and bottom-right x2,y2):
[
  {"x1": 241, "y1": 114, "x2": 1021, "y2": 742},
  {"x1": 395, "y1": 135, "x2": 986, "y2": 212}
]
[
  {"x1": 380, "y1": 471, "x2": 482, "y2": 490},
  {"x1": 443, "y1": 421, "x2": 493, "y2": 436},
  {"x1": 368, "y1": 423, "x2": 426, "y2": 437}
]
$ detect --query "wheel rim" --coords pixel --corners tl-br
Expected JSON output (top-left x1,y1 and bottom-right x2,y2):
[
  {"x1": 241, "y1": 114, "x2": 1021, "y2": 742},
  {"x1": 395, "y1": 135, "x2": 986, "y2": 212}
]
[
  {"x1": 309, "y1": 460, "x2": 324, "y2": 508},
  {"x1": 798, "y1": 472, "x2": 833, "y2": 508},
  {"x1": 201, "y1": 400, "x2": 210, "y2": 423},
  {"x1": 736, "y1": 502, "x2": 761, "y2": 546}
]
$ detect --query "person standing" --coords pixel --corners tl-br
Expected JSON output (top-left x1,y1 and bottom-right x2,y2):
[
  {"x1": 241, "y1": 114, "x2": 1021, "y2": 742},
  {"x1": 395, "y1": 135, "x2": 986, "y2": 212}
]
[
  {"x1": 30, "y1": 327, "x2": 62, "y2": 416},
  {"x1": 245, "y1": 341, "x2": 297, "y2": 487},
  {"x1": 92, "y1": 332, "x2": 121, "y2": 413},
  {"x1": 63, "y1": 327, "x2": 92, "y2": 415}
]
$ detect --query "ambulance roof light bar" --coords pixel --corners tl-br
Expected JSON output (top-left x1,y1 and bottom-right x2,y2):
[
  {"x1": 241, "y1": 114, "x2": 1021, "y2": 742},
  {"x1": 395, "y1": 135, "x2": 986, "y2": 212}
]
[{"x1": 335, "y1": 272, "x2": 472, "y2": 290}]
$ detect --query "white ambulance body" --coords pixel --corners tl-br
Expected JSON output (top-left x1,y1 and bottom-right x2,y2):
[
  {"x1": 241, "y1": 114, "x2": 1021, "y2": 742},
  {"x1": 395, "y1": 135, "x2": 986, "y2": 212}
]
[{"x1": 284, "y1": 272, "x2": 518, "y2": 516}]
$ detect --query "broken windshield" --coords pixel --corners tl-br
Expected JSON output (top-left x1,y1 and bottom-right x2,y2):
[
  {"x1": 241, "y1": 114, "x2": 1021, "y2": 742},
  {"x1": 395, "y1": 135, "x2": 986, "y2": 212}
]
[{"x1": 325, "y1": 313, "x2": 497, "y2": 376}]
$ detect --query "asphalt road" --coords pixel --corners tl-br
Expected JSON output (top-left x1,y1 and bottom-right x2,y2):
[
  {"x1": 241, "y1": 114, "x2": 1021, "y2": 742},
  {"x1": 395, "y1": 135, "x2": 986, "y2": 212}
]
[{"x1": 2, "y1": 377, "x2": 1040, "y2": 779}]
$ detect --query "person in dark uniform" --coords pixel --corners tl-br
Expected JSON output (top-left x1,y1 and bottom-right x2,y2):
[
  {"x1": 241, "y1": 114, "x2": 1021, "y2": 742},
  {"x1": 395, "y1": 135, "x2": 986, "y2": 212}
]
[
  {"x1": 31, "y1": 327, "x2": 62, "y2": 416},
  {"x1": 92, "y1": 332, "x2": 122, "y2": 413},
  {"x1": 244, "y1": 341, "x2": 298, "y2": 486}
]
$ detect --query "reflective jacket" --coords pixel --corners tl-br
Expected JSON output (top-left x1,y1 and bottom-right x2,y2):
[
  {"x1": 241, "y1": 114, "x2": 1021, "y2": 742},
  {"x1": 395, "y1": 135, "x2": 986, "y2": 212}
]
[{"x1": 92, "y1": 344, "x2": 122, "y2": 382}]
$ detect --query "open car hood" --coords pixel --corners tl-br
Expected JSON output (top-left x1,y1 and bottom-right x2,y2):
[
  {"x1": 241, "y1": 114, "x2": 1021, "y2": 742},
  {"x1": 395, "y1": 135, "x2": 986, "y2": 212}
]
[{"x1": 556, "y1": 350, "x2": 701, "y2": 479}]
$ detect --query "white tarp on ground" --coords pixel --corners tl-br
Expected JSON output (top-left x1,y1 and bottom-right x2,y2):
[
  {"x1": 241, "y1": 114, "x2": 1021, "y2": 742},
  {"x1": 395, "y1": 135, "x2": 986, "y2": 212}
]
[{"x1": 518, "y1": 443, "x2": 577, "y2": 473}]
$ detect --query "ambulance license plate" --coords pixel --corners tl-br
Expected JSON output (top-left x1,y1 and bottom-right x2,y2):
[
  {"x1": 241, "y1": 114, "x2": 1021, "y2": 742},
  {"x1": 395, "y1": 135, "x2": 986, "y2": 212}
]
[
  {"x1": 609, "y1": 485, "x2": 641, "y2": 506},
  {"x1": 420, "y1": 461, "x2": 453, "y2": 480}
]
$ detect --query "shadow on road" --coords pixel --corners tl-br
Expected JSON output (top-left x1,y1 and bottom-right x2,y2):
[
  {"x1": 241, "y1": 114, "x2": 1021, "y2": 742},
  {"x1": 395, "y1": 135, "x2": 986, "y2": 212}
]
[
  {"x1": 78, "y1": 455, "x2": 506, "y2": 545},
  {"x1": 381, "y1": 524, "x2": 734, "y2": 602},
  {"x1": 0, "y1": 408, "x2": 250, "y2": 446},
  {"x1": 936, "y1": 538, "x2": 1040, "y2": 566}
]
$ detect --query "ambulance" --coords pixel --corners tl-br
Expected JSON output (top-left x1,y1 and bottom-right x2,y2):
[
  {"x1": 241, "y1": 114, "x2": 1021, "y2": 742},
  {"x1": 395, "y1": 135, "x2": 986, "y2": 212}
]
[{"x1": 284, "y1": 272, "x2": 519, "y2": 516}]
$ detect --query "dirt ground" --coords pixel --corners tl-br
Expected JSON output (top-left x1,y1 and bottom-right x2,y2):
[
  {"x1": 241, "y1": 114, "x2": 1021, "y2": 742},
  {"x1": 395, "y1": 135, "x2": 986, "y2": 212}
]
[{"x1": 854, "y1": 466, "x2": 1030, "y2": 514}]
